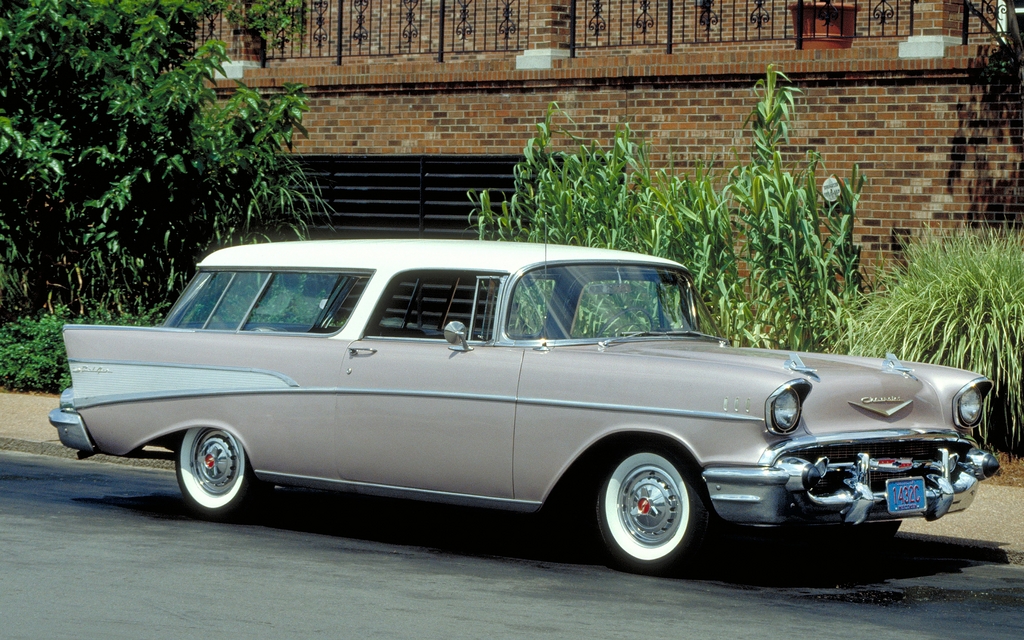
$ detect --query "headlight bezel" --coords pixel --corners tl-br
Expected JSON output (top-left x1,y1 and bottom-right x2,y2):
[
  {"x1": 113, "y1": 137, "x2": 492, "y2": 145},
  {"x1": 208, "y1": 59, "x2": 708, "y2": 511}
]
[
  {"x1": 953, "y1": 377, "x2": 992, "y2": 429},
  {"x1": 765, "y1": 379, "x2": 813, "y2": 435}
]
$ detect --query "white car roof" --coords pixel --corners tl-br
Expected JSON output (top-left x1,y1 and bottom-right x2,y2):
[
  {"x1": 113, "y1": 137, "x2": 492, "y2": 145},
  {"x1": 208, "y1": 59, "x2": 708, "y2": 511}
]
[{"x1": 198, "y1": 239, "x2": 683, "y2": 274}]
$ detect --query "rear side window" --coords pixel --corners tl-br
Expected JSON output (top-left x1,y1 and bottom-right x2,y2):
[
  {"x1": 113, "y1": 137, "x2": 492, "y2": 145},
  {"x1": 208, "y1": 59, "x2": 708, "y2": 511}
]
[
  {"x1": 367, "y1": 270, "x2": 504, "y2": 340},
  {"x1": 165, "y1": 270, "x2": 370, "y2": 334}
]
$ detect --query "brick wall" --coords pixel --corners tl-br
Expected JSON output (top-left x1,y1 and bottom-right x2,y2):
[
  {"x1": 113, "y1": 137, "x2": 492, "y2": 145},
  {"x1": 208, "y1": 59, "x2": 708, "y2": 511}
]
[{"x1": 217, "y1": 1, "x2": 1023, "y2": 268}]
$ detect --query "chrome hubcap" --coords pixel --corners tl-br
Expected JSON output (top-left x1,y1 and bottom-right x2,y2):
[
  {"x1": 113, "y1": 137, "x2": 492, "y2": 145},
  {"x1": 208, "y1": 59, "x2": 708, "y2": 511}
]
[
  {"x1": 617, "y1": 466, "x2": 681, "y2": 548},
  {"x1": 190, "y1": 430, "x2": 240, "y2": 496}
]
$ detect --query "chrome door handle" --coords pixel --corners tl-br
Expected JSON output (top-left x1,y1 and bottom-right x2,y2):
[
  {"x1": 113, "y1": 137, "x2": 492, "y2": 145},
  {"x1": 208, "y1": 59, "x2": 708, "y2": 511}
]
[{"x1": 348, "y1": 347, "x2": 378, "y2": 356}]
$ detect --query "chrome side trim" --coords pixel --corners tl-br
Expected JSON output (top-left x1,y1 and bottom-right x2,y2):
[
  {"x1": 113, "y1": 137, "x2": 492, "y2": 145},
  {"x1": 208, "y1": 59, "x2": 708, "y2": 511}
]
[
  {"x1": 256, "y1": 471, "x2": 543, "y2": 513},
  {"x1": 757, "y1": 429, "x2": 972, "y2": 466},
  {"x1": 72, "y1": 382, "x2": 757, "y2": 424},
  {"x1": 68, "y1": 359, "x2": 301, "y2": 387},
  {"x1": 516, "y1": 397, "x2": 764, "y2": 423},
  {"x1": 71, "y1": 387, "x2": 517, "y2": 409}
]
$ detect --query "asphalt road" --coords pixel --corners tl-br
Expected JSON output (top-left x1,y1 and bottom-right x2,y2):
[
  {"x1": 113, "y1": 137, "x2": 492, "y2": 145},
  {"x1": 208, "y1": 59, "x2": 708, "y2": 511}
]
[{"x1": 3, "y1": 450, "x2": 1024, "y2": 640}]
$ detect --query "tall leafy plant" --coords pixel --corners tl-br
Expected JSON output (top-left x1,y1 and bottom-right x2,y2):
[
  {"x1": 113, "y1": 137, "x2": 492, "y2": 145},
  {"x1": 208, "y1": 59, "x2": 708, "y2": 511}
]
[
  {"x1": 472, "y1": 66, "x2": 865, "y2": 352},
  {"x1": 0, "y1": 0, "x2": 322, "y2": 318},
  {"x1": 728, "y1": 68, "x2": 864, "y2": 349}
]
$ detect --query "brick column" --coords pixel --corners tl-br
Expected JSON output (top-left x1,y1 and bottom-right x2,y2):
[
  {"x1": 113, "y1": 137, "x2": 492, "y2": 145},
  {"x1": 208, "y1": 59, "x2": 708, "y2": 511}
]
[
  {"x1": 516, "y1": 2, "x2": 572, "y2": 69},
  {"x1": 898, "y1": 0, "x2": 967, "y2": 58}
]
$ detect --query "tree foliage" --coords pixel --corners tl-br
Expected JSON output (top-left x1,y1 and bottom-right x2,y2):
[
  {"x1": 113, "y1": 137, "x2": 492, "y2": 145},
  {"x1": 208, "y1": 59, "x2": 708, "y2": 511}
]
[
  {"x1": 0, "y1": 0, "x2": 320, "y2": 318},
  {"x1": 472, "y1": 66, "x2": 864, "y2": 353}
]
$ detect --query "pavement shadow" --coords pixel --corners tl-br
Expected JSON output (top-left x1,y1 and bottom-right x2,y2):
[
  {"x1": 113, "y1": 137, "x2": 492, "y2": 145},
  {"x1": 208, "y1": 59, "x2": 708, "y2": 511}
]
[{"x1": 77, "y1": 484, "x2": 992, "y2": 589}]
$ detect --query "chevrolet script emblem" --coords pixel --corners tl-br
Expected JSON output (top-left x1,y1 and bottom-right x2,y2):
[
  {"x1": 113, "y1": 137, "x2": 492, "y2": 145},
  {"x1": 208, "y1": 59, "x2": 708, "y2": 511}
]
[{"x1": 848, "y1": 396, "x2": 913, "y2": 417}]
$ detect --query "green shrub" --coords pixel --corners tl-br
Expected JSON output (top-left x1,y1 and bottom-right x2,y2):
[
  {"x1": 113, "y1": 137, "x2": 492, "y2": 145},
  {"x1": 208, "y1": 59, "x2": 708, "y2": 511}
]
[
  {"x1": 846, "y1": 232, "x2": 1024, "y2": 451},
  {"x1": 472, "y1": 66, "x2": 864, "y2": 352},
  {"x1": 0, "y1": 305, "x2": 166, "y2": 394}
]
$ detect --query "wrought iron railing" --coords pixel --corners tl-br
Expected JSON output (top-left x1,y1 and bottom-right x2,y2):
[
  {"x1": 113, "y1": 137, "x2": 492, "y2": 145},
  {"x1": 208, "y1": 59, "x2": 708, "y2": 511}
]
[
  {"x1": 962, "y1": 0, "x2": 1013, "y2": 44},
  {"x1": 251, "y1": 0, "x2": 529, "y2": 63},
  {"x1": 568, "y1": 0, "x2": 914, "y2": 53}
]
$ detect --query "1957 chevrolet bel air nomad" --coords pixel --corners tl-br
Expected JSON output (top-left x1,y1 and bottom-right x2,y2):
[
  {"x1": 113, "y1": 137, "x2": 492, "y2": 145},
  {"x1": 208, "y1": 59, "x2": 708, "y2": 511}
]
[{"x1": 50, "y1": 239, "x2": 1000, "y2": 575}]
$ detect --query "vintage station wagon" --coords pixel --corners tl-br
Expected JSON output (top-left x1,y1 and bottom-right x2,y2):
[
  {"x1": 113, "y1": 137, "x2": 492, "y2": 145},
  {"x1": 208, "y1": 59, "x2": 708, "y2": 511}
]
[{"x1": 50, "y1": 239, "x2": 1000, "y2": 575}]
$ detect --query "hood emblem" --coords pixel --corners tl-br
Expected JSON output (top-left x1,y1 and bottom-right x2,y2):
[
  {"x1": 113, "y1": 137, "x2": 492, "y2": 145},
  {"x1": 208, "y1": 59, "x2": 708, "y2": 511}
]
[
  {"x1": 849, "y1": 396, "x2": 913, "y2": 417},
  {"x1": 783, "y1": 353, "x2": 820, "y2": 382}
]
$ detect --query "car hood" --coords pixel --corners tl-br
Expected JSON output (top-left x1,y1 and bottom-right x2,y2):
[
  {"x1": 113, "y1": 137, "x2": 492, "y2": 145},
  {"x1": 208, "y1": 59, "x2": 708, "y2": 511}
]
[{"x1": 580, "y1": 339, "x2": 982, "y2": 437}]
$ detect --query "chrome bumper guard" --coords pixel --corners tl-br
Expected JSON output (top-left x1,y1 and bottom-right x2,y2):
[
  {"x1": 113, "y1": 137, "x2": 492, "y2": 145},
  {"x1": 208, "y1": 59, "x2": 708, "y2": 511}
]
[
  {"x1": 703, "y1": 446, "x2": 1000, "y2": 526},
  {"x1": 48, "y1": 389, "x2": 95, "y2": 453}
]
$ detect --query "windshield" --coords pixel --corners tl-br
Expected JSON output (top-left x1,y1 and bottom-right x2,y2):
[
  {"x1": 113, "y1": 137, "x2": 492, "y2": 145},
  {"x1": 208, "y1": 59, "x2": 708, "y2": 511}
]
[{"x1": 506, "y1": 263, "x2": 720, "y2": 341}]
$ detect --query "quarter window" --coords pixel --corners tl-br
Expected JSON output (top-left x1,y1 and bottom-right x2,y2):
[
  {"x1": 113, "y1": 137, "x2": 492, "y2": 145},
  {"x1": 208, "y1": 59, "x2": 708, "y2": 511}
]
[{"x1": 205, "y1": 272, "x2": 269, "y2": 330}]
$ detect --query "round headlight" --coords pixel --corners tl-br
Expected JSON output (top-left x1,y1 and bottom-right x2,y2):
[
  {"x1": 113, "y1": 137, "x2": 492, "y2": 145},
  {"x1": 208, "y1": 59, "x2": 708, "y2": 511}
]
[
  {"x1": 953, "y1": 378, "x2": 992, "y2": 429},
  {"x1": 773, "y1": 389, "x2": 800, "y2": 432},
  {"x1": 957, "y1": 386, "x2": 984, "y2": 426}
]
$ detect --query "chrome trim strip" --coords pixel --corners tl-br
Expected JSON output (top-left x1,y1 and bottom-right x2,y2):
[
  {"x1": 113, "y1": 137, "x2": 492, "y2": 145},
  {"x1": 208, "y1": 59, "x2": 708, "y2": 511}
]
[
  {"x1": 71, "y1": 382, "x2": 758, "y2": 424},
  {"x1": 72, "y1": 387, "x2": 518, "y2": 410},
  {"x1": 68, "y1": 359, "x2": 301, "y2": 387},
  {"x1": 757, "y1": 429, "x2": 973, "y2": 466},
  {"x1": 255, "y1": 471, "x2": 543, "y2": 513},
  {"x1": 516, "y1": 397, "x2": 764, "y2": 423},
  {"x1": 709, "y1": 494, "x2": 763, "y2": 503},
  {"x1": 63, "y1": 324, "x2": 201, "y2": 333}
]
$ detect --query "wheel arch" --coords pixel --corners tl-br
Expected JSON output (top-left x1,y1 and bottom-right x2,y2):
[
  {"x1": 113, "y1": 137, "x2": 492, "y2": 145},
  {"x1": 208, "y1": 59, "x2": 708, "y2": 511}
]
[{"x1": 539, "y1": 429, "x2": 709, "y2": 510}]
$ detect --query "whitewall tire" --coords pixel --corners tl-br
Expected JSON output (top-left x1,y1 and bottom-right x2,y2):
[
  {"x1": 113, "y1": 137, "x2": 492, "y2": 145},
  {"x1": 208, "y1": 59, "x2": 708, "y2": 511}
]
[
  {"x1": 597, "y1": 451, "x2": 707, "y2": 575},
  {"x1": 176, "y1": 427, "x2": 261, "y2": 520}
]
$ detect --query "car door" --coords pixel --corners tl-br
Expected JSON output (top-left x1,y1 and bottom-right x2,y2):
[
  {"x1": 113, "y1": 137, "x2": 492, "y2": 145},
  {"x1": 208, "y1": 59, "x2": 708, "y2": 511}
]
[{"x1": 336, "y1": 270, "x2": 523, "y2": 500}]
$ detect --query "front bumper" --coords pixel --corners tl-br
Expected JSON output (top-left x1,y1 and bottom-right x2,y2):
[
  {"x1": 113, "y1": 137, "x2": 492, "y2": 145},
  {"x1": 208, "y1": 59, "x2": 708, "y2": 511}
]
[{"x1": 702, "y1": 431, "x2": 999, "y2": 526}]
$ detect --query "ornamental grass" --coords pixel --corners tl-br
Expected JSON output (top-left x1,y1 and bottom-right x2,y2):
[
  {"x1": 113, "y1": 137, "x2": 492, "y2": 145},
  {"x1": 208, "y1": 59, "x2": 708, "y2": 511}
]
[{"x1": 846, "y1": 231, "x2": 1024, "y2": 451}]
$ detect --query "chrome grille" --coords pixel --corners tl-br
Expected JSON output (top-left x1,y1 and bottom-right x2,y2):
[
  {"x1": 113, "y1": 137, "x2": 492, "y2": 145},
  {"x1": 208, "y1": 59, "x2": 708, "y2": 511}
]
[{"x1": 790, "y1": 440, "x2": 967, "y2": 465}]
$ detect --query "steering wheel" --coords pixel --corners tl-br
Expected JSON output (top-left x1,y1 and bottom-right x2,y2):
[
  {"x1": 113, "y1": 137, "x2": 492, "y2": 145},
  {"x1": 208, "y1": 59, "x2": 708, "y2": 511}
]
[{"x1": 597, "y1": 306, "x2": 655, "y2": 337}]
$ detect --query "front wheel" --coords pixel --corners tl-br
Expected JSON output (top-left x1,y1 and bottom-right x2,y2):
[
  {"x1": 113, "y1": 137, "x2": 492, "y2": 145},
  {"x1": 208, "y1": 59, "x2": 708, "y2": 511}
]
[
  {"x1": 597, "y1": 451, "x2": 708, "y2": 575},
  {"x1": 176, "y1": 427, "x2": 262, "y2": 521}
]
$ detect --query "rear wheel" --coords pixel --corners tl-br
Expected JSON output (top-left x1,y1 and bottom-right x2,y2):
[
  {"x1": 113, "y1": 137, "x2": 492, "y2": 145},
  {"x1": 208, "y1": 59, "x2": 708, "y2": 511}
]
[
  {"x1": 597, "y1": 451, "x2": 708, "y2": 575},
  {"x1": 176, "y1": 427, "x2": 263, "y2": 521}
]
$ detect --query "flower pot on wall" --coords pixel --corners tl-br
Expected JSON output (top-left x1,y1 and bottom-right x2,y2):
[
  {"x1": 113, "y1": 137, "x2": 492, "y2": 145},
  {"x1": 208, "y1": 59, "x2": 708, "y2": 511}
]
[{"x1": 789, "y1": 2, "x2": 858, "y2": 49}]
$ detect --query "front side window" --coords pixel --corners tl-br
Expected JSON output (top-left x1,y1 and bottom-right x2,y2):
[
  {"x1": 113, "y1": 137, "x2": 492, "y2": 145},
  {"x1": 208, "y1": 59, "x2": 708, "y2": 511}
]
[
  {"x1": 165, "y1": 270, "x2": 369, "y2": 334},
  {"x1": 506, "y1": 264, "x2": 717, "y2": 341}
]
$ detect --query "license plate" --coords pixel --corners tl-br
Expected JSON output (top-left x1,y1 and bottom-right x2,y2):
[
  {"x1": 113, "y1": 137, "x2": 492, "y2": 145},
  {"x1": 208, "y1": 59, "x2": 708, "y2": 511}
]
[{"x1": 886, "y1": 477, "x2": 926, "y2": 514}]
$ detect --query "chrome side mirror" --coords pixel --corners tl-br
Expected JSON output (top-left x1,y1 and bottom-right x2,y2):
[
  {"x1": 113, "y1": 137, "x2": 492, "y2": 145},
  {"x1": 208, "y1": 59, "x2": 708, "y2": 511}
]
[{"x1": 443, "y1": 321, "x2": 473, "y2": 352}]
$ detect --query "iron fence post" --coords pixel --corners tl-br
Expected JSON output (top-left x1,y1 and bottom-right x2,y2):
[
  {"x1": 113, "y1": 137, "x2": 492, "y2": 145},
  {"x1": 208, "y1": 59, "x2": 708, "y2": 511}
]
[
  {"x1": 438, "y1": 0, "x2": 447, "y2": 62},
  {"x1": 962, "y1": 0, "x2": 969, "y2": 45},
  {"x1": 570, "y1": 0, "x2": 577, "y2": 58},
  {"x1": 796, "y1": 0, "x2": 804, "y2": 50},
  {"x1": 666, "y1": 0, "x2": 673, "y2": 54},
  {"x1": 337, "y1": 0, "x2": 345, "y2": 65},
  {"x1": 260, "y1": 35, "x2": 268, "y2": 67}
]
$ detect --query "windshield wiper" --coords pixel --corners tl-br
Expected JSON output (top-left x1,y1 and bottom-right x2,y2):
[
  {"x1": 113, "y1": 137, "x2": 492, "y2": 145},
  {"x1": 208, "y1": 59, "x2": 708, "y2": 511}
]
[{"x1": 597, "y1": 330, "x2": 727, "y2": 350}]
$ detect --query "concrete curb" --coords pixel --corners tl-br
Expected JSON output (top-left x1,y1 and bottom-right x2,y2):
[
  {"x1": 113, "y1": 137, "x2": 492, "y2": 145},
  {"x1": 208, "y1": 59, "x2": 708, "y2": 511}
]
[
  {"x1": 896, "y1": 532, "x2": 1024, "y2": 566},
  {"x1": 0, "y1": 437, "x2": 174, "y2": 471}
]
